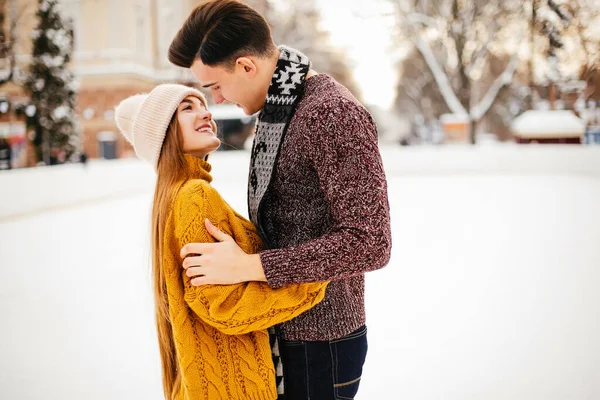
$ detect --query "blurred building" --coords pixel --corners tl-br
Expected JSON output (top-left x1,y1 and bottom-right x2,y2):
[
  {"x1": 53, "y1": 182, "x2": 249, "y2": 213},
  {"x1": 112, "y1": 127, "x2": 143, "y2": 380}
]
[
  {"x1": 439, "y1": 114, "x2": 471, "y2": 143},
  {"x1": 512, "y1": 110, "x2": 586, "y2": 144},
  {"x1": 1, "y1": 0, "x2": 268, "y2": 163}
]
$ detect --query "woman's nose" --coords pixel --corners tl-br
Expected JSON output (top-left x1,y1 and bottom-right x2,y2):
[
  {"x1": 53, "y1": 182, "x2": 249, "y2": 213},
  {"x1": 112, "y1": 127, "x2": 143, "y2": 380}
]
[{"x1": 199, "y1": 109, "x2": 212, "y2": 121}]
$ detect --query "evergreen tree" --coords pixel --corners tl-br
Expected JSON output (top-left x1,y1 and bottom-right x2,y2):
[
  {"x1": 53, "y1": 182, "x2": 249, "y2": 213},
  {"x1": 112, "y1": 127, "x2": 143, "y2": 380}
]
[{"x1": 24, "y1": 0, "x2": 79, "y2": 165}]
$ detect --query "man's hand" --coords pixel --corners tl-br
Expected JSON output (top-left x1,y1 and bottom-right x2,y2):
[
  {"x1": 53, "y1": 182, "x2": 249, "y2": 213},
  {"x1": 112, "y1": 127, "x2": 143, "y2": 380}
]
[{"x1": 180, "y1": 219, "x2": 266, "y2": 286}]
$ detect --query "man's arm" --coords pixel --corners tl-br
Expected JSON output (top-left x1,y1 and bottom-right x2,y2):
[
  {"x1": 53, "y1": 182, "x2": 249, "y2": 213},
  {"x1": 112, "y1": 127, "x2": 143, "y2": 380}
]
[
  {"x1": 174, "y1": 182, "x2": 329, "y2": 334},
  {"x1": 259, "y1": 98, "x2": 391, "y2": 289},
  {"x1": 181, "y1": 99, "x2": 391, "y2": 288}
]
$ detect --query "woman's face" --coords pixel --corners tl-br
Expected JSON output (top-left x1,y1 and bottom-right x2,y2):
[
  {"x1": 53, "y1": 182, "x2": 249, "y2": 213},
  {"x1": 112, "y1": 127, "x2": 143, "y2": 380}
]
[{"x1": 176, "y1": 95, "x2": 220, "y2": 158}]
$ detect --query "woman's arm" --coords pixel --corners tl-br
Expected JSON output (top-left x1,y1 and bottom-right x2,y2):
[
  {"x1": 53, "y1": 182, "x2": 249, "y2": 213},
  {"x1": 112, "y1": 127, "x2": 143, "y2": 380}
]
[{"x1": 173, "y1": 180, "x2": 328, "y2": 335}]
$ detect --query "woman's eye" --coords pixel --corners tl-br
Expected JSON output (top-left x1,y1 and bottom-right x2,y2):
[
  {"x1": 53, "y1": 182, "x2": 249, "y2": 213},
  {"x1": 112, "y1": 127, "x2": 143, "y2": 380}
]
[{"x1": 184, "y1": 105, "x2": 192, "y2": 111}]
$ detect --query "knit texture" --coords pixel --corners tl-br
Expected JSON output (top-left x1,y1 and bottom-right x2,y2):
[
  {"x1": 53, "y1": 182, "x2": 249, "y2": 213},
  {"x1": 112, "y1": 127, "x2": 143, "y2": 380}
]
[
  {"x1": 248, "y1": 45, "x2": 310, "y2": 226},
  {"x1": 164, "y1": 155, "x2": 328, "y2": 399},
  {"x1": 114, "y1": 84, "x2": 209, "y2": 170},
  {"x1": 254, "y1": 74, "x2": 392, "y2": 341}
]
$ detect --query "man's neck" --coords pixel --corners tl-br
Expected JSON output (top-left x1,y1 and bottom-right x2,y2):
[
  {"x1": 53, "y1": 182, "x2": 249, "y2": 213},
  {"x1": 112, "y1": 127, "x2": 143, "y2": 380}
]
[
  {"x1": 306, "y1": 69, "x2": 318, "y2": 80},
  {"x1": 267, "y1": 49, "x2": 280, "y2": 79}
]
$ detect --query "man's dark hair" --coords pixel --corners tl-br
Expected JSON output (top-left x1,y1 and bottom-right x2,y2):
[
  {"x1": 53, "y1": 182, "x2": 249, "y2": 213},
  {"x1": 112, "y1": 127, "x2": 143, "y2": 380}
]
[{"x1": 168, "y1": 0, "x2": 276, "y2": 70}]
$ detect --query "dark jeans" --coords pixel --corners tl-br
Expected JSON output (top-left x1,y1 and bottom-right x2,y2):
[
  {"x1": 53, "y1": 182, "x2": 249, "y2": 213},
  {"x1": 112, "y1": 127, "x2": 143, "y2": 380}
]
[{"x1": 278, "y1": 325, "x2": 368, "y2": 400}]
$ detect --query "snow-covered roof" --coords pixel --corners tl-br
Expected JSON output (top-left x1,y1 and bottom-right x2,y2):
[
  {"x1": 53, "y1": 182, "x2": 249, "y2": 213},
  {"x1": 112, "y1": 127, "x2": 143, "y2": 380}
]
[{"x1": 512, "y1": 110, "x2": 585, "y2": 138}]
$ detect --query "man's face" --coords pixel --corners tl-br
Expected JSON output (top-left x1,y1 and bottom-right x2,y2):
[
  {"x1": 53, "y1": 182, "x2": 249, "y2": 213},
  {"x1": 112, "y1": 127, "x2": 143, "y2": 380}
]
[{"x1": 191, "y1": 58, "x2": 263, "y2": 116}]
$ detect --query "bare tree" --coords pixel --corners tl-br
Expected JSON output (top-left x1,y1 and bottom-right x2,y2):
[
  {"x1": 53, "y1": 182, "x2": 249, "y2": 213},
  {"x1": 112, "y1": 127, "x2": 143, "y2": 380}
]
[
  {"x1": 559, "y1": 0, "x2": 600, "y2": 100},
  {"x1": 395, "y1": 48, "x2": 448, "y2": 123},
  {"x1": 0, "y1": 0, "x2": 17, "y2": 85},
  {"x1": 390, "y1": 0, "x2": 524, "y2": 143},
  {"x1": 549, "y1": 0, "x2": 599, "y2": 71},
  {"x1": 0, "y1": 0, "x2": 33, "y2": 87}
]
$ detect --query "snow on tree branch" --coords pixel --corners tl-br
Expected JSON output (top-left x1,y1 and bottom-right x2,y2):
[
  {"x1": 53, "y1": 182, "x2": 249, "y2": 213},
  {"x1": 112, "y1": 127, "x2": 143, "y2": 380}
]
[
  {"x1": 470, "y1": 55, "x2": 519, "y2": 120},
  {"x1": 413, "y1": 34, "x2": 469, "y2": 116},
  {"x1": 406, "y1": 12, "x2": 441, "y2": 29}
]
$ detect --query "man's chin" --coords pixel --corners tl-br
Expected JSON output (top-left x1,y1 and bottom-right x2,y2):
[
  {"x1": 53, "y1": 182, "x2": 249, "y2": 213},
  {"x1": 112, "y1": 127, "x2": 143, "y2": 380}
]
[
  {"x1": 240, "y1": 106, "x2": 254, "y2": 116},
  {"x1": 236, "y1": 101, "x2": 262, "y2": 115}
]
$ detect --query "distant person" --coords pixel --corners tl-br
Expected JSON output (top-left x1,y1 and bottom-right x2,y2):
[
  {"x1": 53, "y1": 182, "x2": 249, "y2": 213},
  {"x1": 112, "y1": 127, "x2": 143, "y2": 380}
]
[{"x1": 79, "y1": 151, "x2": 88, "y2": 166}]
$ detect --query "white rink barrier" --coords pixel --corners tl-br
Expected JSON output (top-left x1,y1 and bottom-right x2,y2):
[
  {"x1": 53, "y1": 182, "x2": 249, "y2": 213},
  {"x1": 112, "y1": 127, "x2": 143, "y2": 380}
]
[
  {"x1": 379, "y1": 144, "x2": 600, "y2": 177},
  {"x1": 1, "y1": 145, "x2": 599, "y2": 220},
  {"x1": 0, "y1": 158, "x2": 156, "y2": 221}
]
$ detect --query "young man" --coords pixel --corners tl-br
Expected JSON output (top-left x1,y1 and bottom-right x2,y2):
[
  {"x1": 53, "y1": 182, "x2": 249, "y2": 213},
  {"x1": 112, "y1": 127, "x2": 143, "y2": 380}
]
[{"x1": 169, "y1": 1, "x2": 391, "y2": 399}]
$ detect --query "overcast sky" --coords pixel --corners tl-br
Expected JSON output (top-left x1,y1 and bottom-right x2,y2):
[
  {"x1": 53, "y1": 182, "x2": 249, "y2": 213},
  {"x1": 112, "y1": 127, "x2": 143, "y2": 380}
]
[{"x1": 315, "y1": 0, "x2": 399, "y2": 110}]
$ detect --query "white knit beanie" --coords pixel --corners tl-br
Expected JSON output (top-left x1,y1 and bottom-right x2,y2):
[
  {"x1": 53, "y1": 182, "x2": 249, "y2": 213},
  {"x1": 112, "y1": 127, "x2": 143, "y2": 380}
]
[{"x1": 114, "y1": 84, "x2": 209, "y2": 169}]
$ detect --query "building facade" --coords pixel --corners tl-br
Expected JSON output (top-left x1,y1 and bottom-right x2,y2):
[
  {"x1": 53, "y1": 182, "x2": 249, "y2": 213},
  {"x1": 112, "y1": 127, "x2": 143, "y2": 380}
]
[{"x1": 1, "y1": 0, "x2": 268, "y2": 164}]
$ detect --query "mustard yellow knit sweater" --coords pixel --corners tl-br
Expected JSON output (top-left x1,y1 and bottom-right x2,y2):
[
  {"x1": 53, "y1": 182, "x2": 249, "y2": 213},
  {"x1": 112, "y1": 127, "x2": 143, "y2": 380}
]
[{"x1": 163, "y1": 156, "x2": 328, "y2": 400}]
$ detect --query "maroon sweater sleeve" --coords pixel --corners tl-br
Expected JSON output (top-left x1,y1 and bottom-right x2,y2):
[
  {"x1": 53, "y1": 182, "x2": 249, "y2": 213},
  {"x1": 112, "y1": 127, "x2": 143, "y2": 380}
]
[{"x1": 259, "y1": 98, "x2": 392, "y2": 288}]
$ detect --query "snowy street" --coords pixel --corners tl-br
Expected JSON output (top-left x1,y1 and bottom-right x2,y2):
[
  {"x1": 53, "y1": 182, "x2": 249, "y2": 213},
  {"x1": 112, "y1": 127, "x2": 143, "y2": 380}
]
[{"x1": 1, "y1": 146, "x2": 600, "y2": 399}]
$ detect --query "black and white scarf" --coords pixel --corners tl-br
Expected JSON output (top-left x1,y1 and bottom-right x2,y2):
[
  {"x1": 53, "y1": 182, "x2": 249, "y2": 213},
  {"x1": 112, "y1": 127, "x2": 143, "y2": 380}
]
[
  {"x1": 247, "y1": 45, "x2": 311, "y2": 397},
  {"x1": 248, "y1": 45, "x2": 311, "y2": 226}
]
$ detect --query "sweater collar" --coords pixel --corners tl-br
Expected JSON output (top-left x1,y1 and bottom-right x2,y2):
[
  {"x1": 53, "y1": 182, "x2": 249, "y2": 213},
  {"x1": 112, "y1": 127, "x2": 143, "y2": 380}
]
[{"x1": 185, "y1": 154, "x2": 213, "y2": 183}]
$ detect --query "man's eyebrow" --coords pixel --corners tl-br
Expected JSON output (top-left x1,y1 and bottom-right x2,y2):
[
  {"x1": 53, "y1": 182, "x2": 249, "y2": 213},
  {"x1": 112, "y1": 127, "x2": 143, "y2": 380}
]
[{"x1": 202, "y1": 82, "x2": 218, "y2": 88}]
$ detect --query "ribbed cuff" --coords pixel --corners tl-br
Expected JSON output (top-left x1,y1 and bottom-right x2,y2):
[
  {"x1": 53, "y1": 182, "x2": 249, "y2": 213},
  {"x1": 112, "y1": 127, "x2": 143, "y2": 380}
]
[{"x1": 260, "y1": 249, "x2": 296, "y2": 290}]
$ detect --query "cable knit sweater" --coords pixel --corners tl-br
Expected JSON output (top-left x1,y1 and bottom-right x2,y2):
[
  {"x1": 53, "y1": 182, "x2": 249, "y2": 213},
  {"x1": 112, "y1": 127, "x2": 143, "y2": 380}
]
[
  {"x1": 164, "y1": 155, "x2": 328, "y2": 400},
  {"x1": 257, "y1": 74, "x2": 392, "y2": 341}
]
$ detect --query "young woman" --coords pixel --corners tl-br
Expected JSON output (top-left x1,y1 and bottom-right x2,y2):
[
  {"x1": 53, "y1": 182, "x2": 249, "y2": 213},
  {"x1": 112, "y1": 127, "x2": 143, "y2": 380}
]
[{"x1": 115, "y1": 84, "x2": 328, "y2": 400}]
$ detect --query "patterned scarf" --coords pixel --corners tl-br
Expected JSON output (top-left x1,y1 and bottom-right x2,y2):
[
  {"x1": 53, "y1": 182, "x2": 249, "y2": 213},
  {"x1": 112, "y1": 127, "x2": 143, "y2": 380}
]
[
  {"x1": 247, "y1": 45, "x2": 311, "y2": 398},
  {"x1": 248, "y1": 45, "x2": 311, "y2": 227}
]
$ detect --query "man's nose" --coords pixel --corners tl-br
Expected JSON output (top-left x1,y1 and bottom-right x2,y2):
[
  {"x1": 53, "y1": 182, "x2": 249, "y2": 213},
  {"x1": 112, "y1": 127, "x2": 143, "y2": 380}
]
[{"x1": 212, "y1": 93, "x2": 225, "y2": 104}]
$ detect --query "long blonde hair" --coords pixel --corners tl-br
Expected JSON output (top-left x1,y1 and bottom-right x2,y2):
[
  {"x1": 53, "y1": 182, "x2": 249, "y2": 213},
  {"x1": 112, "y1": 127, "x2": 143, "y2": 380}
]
[{"x1": 150, "y1": 115, "x2": 190, "y2": 399}]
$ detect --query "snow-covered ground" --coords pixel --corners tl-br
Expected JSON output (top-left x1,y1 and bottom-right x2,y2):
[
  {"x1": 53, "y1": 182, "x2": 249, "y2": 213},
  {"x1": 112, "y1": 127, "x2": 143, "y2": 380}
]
[{"x1": 1, "y1": 146, "x2": 600, "y2": 400}]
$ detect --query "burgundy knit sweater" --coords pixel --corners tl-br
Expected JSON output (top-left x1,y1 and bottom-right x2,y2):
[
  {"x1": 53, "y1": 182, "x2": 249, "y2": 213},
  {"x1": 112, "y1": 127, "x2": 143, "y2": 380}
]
[{"x1": 258, "y1": 74, "x2": 392, "y2": 341}]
